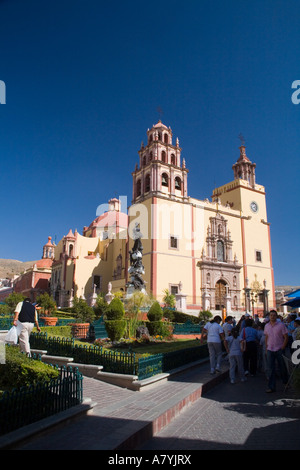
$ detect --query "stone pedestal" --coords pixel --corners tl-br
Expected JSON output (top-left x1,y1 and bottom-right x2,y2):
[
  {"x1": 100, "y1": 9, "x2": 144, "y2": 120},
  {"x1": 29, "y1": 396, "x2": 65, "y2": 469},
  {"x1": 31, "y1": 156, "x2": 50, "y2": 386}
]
[{"x1": 175, "y1": 292, "x2": 187, "y2": 312}]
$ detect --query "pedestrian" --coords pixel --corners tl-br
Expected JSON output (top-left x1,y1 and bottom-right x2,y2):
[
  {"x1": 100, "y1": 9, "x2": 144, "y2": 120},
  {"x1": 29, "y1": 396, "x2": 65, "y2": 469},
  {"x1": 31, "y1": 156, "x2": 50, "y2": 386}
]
[
  {"x1": 264, "y1": 310, "x2": 288, "y2": 393},
  {"x1": 292, "y1": 318, "x2": 300, "y2": 341},
  {"x1": 200, "y1": 315, "x2": 224, "y2": 374},
  {"x1": 224, "y1": 326, "x2": 246, "y2": 384},
  {"x1": 257, "y1": 322, "x2": 268, "y2": 376},
  {"x1": 223, "y1": 316, "x2": 234, "y2": 339},
  {"x1": 286, "y1": 314, "x2": 297, "y2": 354},
  {"x1": 238, "y1": 312, "x2": 251, "y2": 333},
  {"x1": 13, "y1": 297, "x2": 41, "y2": 356},
  {"x1": 241, "y1": 318, "x2": 259, "y2": 376}
]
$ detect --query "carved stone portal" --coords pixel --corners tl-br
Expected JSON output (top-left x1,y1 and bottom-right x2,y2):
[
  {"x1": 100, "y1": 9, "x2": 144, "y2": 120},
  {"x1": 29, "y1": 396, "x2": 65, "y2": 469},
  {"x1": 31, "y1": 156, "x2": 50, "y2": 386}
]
[{"x1": 199, "y1": 214, "x2": 242, "y2": 311}]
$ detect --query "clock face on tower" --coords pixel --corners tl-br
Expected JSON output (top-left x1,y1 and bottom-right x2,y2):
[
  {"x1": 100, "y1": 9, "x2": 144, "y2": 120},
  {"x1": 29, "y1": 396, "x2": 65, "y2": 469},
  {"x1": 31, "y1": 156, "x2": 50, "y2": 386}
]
[{"x1": 250, "y1": 201, "x2": 258, "y2": 213}]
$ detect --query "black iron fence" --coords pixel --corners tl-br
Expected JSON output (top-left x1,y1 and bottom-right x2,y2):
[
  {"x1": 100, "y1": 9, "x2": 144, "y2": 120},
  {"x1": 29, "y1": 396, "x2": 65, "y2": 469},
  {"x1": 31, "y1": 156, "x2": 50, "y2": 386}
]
[{"x1": 0, "y1": 366, "x2": 83, "y2": 436}]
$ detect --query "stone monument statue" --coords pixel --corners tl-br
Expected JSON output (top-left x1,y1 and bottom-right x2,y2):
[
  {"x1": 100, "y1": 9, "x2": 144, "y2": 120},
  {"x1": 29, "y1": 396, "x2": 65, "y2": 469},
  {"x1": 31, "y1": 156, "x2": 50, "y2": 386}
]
[{"x1": 126, "y1": 223, "x2": 146, "y2": 297}]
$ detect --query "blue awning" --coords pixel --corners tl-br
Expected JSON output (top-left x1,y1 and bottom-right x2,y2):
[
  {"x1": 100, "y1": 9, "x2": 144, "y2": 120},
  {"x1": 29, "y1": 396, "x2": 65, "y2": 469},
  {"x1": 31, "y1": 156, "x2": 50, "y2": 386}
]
[
  {"x1": 282, "y1": 297, "x2": 300, "y2": 308},
  {"x1": 286, "y1": 289, "x2": 300, "y2": 298}
]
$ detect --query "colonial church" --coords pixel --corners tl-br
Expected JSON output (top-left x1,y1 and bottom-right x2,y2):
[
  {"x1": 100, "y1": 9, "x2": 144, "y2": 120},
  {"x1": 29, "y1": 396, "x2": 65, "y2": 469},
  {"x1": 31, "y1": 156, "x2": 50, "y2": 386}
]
[{"x1": 50, "y1": 121, "x2": 275, "y2": 316}]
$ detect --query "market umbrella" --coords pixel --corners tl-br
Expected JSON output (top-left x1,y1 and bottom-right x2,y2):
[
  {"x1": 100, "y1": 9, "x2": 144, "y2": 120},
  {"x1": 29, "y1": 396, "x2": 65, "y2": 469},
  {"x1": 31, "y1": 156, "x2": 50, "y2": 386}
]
[{"x1": 282, "y1": 298, "x2": 300, "y2": 308}]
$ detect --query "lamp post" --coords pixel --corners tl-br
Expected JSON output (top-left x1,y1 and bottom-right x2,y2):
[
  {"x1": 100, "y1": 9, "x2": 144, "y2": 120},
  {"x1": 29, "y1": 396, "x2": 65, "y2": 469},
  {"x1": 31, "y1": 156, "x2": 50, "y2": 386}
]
[
  {"x1": 244, "y1": 277, "x2": 251, "y2": 313},
  {"x1": 250, "y1": 291, "x2": 258, "y2": 315},
  {"x1": 262, "y1": 279, "x2": 269, "y2": 317}
]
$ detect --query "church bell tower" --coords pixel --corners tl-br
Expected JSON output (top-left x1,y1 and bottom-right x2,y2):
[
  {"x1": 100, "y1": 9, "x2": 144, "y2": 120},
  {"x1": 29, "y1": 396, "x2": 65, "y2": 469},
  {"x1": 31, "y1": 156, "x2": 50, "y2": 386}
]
[{"x1": 132, "y1": 121, "x2": 189, "y2": 203}]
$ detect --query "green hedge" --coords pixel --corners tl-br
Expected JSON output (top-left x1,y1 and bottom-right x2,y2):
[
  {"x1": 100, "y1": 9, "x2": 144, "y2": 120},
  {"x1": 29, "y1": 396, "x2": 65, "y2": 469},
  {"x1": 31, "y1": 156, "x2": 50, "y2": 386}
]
[
  {"x1": 147, "y1": 301, "x2": 163, "y2": 322},
  {"x1": 105, "y1": 320, "x2": 127, "y2": 342},
  {"x1": 0, "y1": 346, "x2": 60, "y2": 393}
]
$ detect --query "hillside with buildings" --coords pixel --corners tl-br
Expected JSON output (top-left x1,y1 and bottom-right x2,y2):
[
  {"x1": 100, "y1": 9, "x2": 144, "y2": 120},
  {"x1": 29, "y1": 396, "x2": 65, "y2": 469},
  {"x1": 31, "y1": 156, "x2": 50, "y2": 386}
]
[{"x1": 0, "y1": 259, "x2": 37, "y2": 280}]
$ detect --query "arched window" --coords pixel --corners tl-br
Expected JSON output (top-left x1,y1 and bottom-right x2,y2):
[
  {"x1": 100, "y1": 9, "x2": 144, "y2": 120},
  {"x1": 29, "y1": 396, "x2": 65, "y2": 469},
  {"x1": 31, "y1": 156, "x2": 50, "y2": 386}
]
[
  {"x1": 171, "y1": 154, "x2": 176, "y2": 165},
  {"x1": 217, "y1": 240, "x2": 225, "y2": 262},
  {"x1": 164, "y1": 133, "x2": 169, "y2": 144},
  {"x1": 162, "y1": 173, "x2": 169, "y2": 187},
  {"x1": 149, "y1": 152, "x2": 153, "y2": 161},
  {"x1": 149, "y1": 134, "x2": 153, "y2": 143},
  {"x1": 158, "y1": 132, "x2": 162, "y2": 141},
  {"x1": 69, "y1": 244, "x2": 74, "y2": 257},
  {"x1": 136, "y1": 179, "x2": 141, "y2": 197},
  {"x1": 143, "y1": 155, "x2": 147, "y2": 166},
  {"x1": 161, "y1": 150, "x2": 166, "y2": 162},
  {"x1": 175, "y1": 176, "x2": 181, "y2": 190},
  {"x1": 145, "y1": 174, "x2": 150, "y2": 192}
]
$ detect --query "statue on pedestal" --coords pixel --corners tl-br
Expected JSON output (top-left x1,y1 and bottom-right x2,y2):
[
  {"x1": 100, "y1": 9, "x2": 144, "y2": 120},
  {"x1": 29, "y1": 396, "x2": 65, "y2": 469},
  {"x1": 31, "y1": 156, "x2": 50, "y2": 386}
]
[{"x1": 126, "y1": 223, "x2": 146, "y2": 296}]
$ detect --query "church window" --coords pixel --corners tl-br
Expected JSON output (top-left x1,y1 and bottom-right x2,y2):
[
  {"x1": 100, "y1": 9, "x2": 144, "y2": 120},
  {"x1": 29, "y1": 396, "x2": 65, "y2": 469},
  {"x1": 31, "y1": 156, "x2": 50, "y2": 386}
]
[
  {"x1": 145, "y1": 174, "x2": 150, "y2": 192},
  {"x1": 158, "y1": 132, "x2": 162, "y2": 141},
  {"x1": 149, "y1": 152, "x2": 153, "y2": 161},
  {"x1": 93, "y1": 275, "x2": 102, "y2": 291},
  {"x1": 175, "y1": 176, "x2": 181, "y2": 190},
  {"x1": 69, "y1": 244, "x2": 74, "y2": 257},
  {"x1": 170, "y1": 285, "x2": 178, "y2": 295},
  {"x1": 255, "y1": 250, "x2": 262, "y2": 262},
  {"x1": 170, "y1": 236, "x2": 178, "y2": 249},
  {"x1": 171, "y1": 154, "x2": 176, "y2": 165},
  {"x1": 162, "y1": 173, "x2": 169, "y2": 187},
  {"x1": 136, "y1": 179, "x2": 141, "y2": 197},
  {"x1": 143, "y1": 156, "x2": 147, "y2": 166},
  {"x1": 217, "y1": 240, "x2": 225, "y2": 262},
  {"x1": 164, "y1": 134, "x2": 169, "y2": 144},
  {"x1": 161, "y1": 150, "x2": 166, "y2": 162}
]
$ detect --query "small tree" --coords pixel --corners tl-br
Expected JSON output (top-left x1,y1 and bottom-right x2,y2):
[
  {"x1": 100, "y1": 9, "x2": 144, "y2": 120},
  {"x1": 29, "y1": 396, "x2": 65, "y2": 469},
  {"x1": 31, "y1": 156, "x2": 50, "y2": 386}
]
[
  {"x1": 105, "y1": 297, "x2": 126, "y2": 342},
  {"x1": 4, "y1": 293, "x2": 25, "y2": 313},
  {"x1": 94, "y1": 293, "x2": 109, "y2": 318},
  {"x1": 72, "y1": 296, "x2": 95, "y2": 323},
  {"x1": 162, "y1": 289, "x2": 175, "y2": 309},
  {"x1": 198, "y1": 310, "x2": 213, "y2": 323},
  {"x1": 36, "y1": 292, "x2": 56, "y2": 315},
  {"x1": 147, "y1": 301, "x2": 171, "y2": 337}
]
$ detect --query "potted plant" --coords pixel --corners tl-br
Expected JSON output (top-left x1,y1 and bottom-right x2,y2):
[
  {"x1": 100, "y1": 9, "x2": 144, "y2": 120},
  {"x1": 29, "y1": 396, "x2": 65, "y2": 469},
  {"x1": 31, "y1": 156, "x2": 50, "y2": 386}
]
[
  {"x1": 37, "y1": 293, "x2": 58, "y2": 326},
  {"x1": 71, "y1": 296, "x2": 95, "y2": 338}
]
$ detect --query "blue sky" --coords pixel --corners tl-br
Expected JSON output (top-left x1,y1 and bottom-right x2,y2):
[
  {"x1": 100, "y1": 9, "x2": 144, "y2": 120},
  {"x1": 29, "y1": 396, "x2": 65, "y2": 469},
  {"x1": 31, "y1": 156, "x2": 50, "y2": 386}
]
[{"x1": 0, "y1": 0, "x2": 299, "y2": 286}]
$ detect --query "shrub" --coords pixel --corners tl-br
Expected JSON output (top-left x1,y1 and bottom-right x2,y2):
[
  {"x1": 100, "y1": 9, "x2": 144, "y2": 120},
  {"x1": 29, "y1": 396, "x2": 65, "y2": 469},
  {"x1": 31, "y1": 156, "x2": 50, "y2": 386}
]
[
  {"x1": 163, "y1": 310, "x2": 201, "y2": 324},
  {"x1": 198, "y1": 310, "x2": 213, "y2": 323},
  {"x1": 0, "y1": 346, "x2": 60, "y2": 392},
  {"x1": 104, "y1": 320, "x2": 126, "y2": 342},
  {"x1": 147, "y1": 321, "x2": 172, "y2": 337},
  {"x1": 106, "y1": 298, "x2": 125, "y2": 320},
  {"x1": 105, "y1": 298, "x2": 126, "y2": 341},
  {"x1": 72, "y1": 297, "x2": 95, "y2": 323},
  {"x1": 147, "y1": 301, "x2": 163, "y2": 322}
]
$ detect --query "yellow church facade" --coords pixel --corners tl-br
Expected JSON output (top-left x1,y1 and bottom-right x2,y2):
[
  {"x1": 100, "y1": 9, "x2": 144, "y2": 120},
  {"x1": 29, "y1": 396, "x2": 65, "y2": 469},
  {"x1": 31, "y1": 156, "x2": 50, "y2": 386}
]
[{"x1": 50, "y1": 121, "x2": 275, "y2": 316}]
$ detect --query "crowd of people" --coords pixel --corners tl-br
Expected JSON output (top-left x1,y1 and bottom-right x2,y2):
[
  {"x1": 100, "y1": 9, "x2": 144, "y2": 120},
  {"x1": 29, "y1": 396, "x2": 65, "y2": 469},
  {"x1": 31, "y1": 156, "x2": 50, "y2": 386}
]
[{"x1": 200, "y1": 310, "x2": 300, "y2": 393}]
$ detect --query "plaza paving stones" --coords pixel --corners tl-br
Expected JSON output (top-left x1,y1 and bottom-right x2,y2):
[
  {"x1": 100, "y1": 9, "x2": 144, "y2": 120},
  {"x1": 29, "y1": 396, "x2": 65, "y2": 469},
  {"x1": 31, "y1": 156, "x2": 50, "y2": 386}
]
[{"x1": 4, "y1": 360, "x2": 300, "y2": 451}]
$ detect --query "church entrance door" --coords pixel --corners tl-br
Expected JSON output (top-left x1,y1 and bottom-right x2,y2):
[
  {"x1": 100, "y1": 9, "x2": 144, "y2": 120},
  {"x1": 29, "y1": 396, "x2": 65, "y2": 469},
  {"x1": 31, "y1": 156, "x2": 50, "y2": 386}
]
[{"x1": 215, "y1": 280, "x2": 227, "y2": 310}]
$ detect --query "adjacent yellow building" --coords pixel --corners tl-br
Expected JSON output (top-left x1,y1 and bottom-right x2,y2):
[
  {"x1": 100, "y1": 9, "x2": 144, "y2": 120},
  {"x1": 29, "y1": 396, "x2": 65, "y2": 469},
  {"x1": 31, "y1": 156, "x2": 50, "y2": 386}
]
[{"x1": 50, "y1": 121, "x2": 275, "y2": 317}]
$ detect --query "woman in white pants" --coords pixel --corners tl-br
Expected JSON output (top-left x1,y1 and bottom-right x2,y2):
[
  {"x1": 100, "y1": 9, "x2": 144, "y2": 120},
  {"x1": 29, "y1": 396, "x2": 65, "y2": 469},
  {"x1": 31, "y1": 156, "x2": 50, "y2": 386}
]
[{"x1": 201, "y1": 315, "x2": 224, "y2": 374}]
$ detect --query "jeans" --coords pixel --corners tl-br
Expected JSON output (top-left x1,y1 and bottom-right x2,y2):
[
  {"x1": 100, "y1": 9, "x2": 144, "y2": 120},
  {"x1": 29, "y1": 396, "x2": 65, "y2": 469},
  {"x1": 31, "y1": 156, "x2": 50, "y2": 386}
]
[
  {"x1": 243, "y1": 341, "x2": 258, "y2": 375},
  {"x1": 208, "y1": 342, "x2": 222, "y2": 371},
  {"x1": 267, "y1": 349, "x2": 288, "y2": 391}
]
